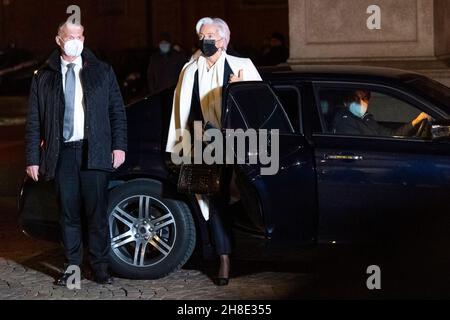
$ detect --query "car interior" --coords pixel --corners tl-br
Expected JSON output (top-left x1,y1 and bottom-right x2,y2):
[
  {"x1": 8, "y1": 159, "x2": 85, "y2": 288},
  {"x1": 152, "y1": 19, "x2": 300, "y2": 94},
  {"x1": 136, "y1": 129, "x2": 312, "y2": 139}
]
[{"x1": 317, "y1": 88, "x2": 429, "y2": 139}]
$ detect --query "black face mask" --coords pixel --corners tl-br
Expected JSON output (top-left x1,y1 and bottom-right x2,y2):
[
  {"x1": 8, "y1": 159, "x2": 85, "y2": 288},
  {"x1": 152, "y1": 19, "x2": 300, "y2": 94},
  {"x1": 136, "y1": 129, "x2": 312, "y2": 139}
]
[{"x1": 199, "y1": 39, "x2": 218, "y2": 57}]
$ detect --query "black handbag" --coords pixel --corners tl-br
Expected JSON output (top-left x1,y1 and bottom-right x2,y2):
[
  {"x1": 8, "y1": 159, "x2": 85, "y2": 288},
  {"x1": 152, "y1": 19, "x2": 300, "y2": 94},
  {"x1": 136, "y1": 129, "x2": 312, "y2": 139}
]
[{"x1": 177, "y1": 162, "x2": 222, "y2": 195}]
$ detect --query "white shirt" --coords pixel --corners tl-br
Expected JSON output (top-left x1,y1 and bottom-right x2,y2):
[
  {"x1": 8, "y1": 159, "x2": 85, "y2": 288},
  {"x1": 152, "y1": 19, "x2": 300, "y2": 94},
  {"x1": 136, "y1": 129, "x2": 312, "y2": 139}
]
[
  {"x1": 197, "y1": 52, "x2": 227, "y2": 129},
  {"x1": 61, "y1": 56, "x2": 85, "y2": 142}
]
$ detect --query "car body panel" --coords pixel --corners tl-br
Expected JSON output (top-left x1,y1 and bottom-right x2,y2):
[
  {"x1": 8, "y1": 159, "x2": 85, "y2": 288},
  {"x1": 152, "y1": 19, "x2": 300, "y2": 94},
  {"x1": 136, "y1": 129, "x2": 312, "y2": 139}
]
[
  {"x1": 19, "y1": 65, "x2": 450, "y2": 257},
  {"x1": 222, "y1": 82, "x2": 316, "y2": 245},
  {"x1": 313, "y1": 135, "x2": 450, "y2": 243}
]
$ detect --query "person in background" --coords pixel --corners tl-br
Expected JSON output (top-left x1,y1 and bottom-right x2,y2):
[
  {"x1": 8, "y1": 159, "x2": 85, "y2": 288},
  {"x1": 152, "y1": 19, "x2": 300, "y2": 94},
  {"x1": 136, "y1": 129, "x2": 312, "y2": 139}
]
[
  {"x1": 172, "y1": 43, "x2": 184, "y2": 54},
  {"x1": 147, "y1": 33, "x2": 187, "y2": 96},
  {"x1": 261, "y1": 32, "x2": 289, "y2": 66}
]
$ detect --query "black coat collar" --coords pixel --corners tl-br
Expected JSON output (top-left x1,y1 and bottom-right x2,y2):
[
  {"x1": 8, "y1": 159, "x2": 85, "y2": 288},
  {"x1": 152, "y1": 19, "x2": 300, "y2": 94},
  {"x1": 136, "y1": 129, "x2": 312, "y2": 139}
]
[{"x1": 45, "y1": 47, "x2": 100, "y2": 73}]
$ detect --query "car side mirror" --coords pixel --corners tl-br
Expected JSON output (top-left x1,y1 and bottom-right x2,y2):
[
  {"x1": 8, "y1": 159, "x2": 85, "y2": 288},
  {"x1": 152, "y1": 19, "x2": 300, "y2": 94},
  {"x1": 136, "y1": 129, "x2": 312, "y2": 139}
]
[{"x1": 431, "y1": 120, "x2": 450, "y2": 141}]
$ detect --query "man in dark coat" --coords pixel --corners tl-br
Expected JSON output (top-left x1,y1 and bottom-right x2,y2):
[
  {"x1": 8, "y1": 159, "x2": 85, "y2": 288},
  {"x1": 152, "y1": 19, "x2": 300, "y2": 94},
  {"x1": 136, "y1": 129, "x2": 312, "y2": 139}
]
[{"x1": 25, "y1": 22, "x2": 127, "y2": 286}]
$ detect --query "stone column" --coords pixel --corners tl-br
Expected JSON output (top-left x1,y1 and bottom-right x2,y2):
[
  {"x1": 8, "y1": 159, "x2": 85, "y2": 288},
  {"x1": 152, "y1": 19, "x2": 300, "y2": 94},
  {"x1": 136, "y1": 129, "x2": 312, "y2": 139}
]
[{"x1": 289, "y1": 0, "x2": 450, "y2": 86}]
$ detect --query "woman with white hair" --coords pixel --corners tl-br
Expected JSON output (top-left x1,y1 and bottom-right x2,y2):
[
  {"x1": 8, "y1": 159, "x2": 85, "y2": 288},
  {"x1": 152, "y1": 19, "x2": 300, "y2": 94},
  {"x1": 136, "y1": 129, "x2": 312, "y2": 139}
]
[{"x1": 166, "y1": 17, "x2": 262, "y2": 286}]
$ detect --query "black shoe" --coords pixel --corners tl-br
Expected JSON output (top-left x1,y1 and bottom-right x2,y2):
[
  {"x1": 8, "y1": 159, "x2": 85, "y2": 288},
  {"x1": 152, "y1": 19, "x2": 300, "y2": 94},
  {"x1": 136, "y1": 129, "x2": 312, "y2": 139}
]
[
  {"x1": 55, "y1": 266, "x2": 82, "y2": 287},
  {"x1": 215, "y1": 277, "x2": 229, "y2": 286},
  {"x1": 93, "y1": 273, "x2": 113, "y2": 285},
  {"x1": 55, "y1": 272, "x2": 72, "y2": 287},
  {"x1": 216, "y1": 255, "x2": 230, "y2": 286}
]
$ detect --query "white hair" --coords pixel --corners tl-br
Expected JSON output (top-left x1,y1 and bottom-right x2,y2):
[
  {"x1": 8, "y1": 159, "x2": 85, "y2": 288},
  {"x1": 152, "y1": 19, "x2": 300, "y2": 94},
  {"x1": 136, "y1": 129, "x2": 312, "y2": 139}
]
[
  {"x1": 195, "y1": 17, "x2": 230, "y2": 50},
  {"x1": 58, "y1": 21, "x2": 84, "y2": 36}
]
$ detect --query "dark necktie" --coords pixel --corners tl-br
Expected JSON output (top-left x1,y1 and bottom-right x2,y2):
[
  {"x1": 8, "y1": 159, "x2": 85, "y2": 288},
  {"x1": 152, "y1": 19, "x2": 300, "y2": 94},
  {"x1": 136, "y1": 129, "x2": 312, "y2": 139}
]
[{"x1": 63, "y1": 63, "x2": 76, "y2": 141}]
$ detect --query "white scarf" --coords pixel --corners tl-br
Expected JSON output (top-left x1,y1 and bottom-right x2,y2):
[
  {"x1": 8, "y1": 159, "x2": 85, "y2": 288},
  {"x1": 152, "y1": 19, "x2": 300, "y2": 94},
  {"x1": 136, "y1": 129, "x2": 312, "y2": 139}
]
[{"x1": 197, "y1": 53, "x2": 226, "y2": 129}]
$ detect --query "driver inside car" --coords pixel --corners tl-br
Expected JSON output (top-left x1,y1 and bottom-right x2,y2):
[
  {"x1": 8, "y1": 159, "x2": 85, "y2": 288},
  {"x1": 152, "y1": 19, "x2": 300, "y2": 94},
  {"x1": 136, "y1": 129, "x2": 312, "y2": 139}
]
[{"x1": 332, "y1": 90, "x2": 432, "y2": 137}]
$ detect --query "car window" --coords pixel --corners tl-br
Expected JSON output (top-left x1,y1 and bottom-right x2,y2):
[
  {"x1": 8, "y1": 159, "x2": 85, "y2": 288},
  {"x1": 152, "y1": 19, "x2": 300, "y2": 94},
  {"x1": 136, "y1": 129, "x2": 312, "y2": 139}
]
[
  {"x1": 315, "y1": 86, "x2": 428, "y2": 139},
  {"x1": 273, "y1": 86, "x2": 302, "y2": 133},
  {"x1": 406, "y1": 77, "x2": 450, "y2": 110},
  {"x1": 224, "y1": 83, "x2": 294, "y2": 134}
]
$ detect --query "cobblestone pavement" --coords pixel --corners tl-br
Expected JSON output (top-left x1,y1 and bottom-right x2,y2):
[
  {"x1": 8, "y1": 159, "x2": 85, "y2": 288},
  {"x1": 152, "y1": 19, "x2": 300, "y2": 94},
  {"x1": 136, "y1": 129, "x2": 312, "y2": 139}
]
[
  {"x1": 0, "y1": 123, "x2": 316, "y2": 301},
  {"x1": 3, "y1": 199, "x2": 450, "y2": 299},
  {"x1": 0, "y1": 257, "x2": 310, "y2": 300},
  {"x1": 0, "y1": 197, "x2": 313, "y2": 300}
]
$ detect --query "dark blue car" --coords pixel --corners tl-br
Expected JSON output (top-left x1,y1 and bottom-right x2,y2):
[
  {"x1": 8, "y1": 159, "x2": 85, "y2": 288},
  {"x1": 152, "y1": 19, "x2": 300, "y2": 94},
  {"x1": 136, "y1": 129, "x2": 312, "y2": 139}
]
[{"x1": 19, "y1": 65, "x2": 450, "y2": 282}]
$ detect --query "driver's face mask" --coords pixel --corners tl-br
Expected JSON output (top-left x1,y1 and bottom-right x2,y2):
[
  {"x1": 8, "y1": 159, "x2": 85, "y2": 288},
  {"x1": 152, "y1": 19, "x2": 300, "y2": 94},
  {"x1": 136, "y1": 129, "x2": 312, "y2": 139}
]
[{"x1": 349, "y1": 102, "x2": 368, "y2": 118}]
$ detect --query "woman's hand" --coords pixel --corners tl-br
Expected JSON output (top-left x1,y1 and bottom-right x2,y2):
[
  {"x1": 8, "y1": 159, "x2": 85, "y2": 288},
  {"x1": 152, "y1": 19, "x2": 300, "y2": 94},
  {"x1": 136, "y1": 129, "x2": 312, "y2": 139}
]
[{"x1": 229, "y1": 69, "x2": 244, "y2": 83}]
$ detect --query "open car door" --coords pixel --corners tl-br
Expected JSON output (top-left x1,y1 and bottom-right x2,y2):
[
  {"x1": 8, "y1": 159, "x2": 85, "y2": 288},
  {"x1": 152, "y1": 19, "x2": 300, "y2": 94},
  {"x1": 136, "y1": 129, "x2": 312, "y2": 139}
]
[{"x1": 222, "y1": 82, "x2": 316, "y2": 246}]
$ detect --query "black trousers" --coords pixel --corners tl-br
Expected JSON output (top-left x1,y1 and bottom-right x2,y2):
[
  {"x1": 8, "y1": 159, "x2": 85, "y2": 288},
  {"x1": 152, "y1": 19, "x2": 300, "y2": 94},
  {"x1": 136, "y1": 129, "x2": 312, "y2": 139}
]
[
  {"x1": 208, "y1": 197, "x2": 232, "y2": 256},
  {"x1": 207, "y1": 168, "x2": 234, "y2": 256},
  {"x1": 55, "y1": 141, "x2": 110, "y2": 274}
]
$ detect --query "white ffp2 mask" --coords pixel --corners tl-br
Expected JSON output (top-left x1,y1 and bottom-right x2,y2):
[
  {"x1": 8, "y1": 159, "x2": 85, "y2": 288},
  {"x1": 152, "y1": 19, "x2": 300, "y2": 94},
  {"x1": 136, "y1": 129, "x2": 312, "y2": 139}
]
[{"x1": 64, "y1": 39, "x2": 84, "y2": 57}]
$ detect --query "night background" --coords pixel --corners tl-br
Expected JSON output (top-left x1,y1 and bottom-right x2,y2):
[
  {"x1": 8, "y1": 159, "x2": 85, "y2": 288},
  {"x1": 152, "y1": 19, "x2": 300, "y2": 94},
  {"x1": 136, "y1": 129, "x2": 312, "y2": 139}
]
[
  {"x1": 0, "y1": 0, "x2": 449, "y2": 301},
  {"x1": 0, "y1": 0, "x2": 289, "y2": 101}
]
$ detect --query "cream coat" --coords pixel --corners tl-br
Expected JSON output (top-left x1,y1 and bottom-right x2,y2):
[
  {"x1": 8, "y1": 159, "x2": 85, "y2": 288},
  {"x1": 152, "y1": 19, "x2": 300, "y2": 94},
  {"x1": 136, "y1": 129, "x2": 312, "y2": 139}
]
[
  {"x1": 166, "y1": 52, "x2": 262, "y2": 153},
  {"x1": 166, "y1": 52, "x2": 262, "y2": 220}
]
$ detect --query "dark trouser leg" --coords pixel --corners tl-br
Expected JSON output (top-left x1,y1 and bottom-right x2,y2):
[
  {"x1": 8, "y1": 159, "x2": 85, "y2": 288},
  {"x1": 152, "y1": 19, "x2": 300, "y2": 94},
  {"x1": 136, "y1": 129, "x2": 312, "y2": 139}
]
[
  {"x1": 80, "y1": 169, "x2": 110, "y2": 275},
  {"x1": 208, "y1": 198, "x2": 232, "y2": 256},
  {"x1": 55, "y1": 147, "x2": 83, "y2": 267}
]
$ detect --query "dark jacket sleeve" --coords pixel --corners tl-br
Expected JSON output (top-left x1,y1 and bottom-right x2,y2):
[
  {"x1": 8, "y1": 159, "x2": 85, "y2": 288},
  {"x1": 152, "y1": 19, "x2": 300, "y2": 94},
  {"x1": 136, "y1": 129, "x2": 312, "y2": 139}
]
[
  {"x1": 333, "y1": 116, "x2": 364, "y2": 135},
  {"x1": 365, "y1": 116, "x2": 414, "y2": 137},
  {"x1": 108, "y1": 66, "x2": 128, "y2": 152},
  {"x1": 25, "y1": 74, "x2": 41, "y2": 166},
  {"x1": 393, "y1": 123, "x2": 414, "y2": 136},
  {"x1": 373, "y1": 121, "x2": 413, "y2": 136}
]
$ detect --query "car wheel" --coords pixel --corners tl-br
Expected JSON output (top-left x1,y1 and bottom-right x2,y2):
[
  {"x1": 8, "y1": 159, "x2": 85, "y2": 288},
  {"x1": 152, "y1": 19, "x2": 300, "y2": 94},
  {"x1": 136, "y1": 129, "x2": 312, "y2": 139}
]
[{"x1": 107, "y1": 179, "x2": 196, "y2": 279}]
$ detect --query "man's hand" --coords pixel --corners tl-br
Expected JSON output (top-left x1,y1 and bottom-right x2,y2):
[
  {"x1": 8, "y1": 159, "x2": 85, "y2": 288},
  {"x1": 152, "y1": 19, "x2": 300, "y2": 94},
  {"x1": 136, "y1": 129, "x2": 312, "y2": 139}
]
[
  {"x1": 112, "y1": 150, "x2": 126, "y2": 169},
  {"x1": 229, "y1": 69, "x2": 244, "y2": 83},
  {"x1": 26, "y1": 166, "x2": 39, "y2": 182},
  {"x1": 412, "y1": 112, "x2": 432, "y2": 127}
]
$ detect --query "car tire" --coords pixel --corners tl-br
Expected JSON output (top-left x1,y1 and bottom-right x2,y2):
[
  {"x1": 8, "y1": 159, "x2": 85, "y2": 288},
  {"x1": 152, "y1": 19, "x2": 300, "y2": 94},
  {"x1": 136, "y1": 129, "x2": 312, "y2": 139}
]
[{"x1": 107, "y1": 179, "x2": 196, "y2": 279}]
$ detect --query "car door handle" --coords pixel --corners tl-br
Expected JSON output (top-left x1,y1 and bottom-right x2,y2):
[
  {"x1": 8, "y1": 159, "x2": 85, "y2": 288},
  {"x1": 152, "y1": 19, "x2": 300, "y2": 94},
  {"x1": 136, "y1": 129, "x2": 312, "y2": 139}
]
[{"x1": 324, "y1": 154, "x2": 364, "y2": 161}]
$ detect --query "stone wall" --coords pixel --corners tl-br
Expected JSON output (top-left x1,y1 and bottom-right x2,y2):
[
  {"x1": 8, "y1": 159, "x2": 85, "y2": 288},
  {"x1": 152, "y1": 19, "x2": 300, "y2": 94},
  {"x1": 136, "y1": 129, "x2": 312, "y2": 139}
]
[
  {"x1": 0, "y1": 0, "x2": 148, "y2": 57},
  {"x1": 150, "y1": 0, "x2": 289, "y2": 57},
  {"x1": 288, "y1": 0, "x2": 450, "y2": 86},
  {"x1": 0, "y1": 0, "x2": 289, "y2": 62},
  {"x1": 435, "y1": 0, "x2": 450, "y2": 60}
]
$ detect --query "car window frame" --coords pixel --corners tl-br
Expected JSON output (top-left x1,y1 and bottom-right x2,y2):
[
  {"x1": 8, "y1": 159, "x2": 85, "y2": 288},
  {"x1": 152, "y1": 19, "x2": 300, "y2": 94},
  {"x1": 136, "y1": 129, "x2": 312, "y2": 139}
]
[
  {"x1": 311, "y1": 81, "x2": 444, "y2": 142},
  {"x1": 272, "y1": 84, "x2": 304, "y2": 135},
  {"x1": 223, "y1": 81, "x2": 296, "y2": 134}
]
